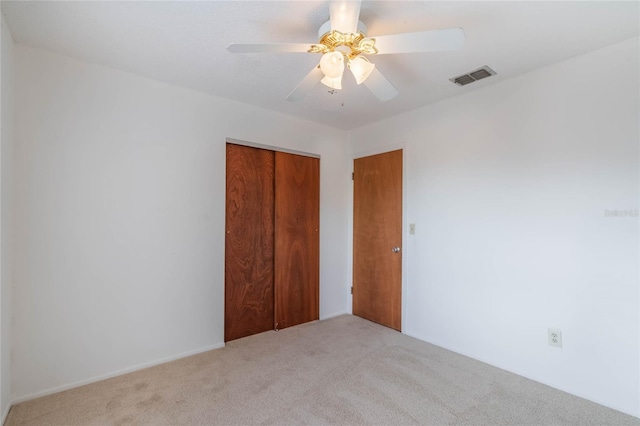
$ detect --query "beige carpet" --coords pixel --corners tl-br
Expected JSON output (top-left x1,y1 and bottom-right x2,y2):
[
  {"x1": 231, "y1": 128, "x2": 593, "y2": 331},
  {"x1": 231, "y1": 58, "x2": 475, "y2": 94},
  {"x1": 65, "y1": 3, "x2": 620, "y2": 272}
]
[{"x1": 6, "y1": 315, "x2": 640, "y2": 425}]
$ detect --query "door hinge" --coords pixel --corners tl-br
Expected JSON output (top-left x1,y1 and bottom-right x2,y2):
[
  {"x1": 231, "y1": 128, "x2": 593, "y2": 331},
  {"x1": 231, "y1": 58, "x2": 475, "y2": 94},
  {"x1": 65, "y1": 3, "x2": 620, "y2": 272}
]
[
  {"x1": 351, "y1": 286, "x2": 353, "y2": 294},
  {"x1": 352, "y1": 172, "x2": 354, "y2": 180}
]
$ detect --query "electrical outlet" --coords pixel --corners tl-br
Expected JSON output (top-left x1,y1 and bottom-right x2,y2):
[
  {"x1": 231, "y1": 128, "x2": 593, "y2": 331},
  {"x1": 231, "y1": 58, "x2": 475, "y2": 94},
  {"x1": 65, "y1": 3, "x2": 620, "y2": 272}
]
[
  {"x1": 548, "y1": 329, "x2": 562, "y2": 348},
  {"x1": 409, "y1": 223, "x2": 415, "y2": 235}
]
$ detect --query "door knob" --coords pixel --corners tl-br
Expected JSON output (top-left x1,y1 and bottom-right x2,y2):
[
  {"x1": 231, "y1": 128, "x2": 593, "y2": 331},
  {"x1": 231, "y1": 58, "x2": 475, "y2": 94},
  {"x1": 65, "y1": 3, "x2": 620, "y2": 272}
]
[{"x1": 392, "y1": 247, "x2": 401, "y2": 253}]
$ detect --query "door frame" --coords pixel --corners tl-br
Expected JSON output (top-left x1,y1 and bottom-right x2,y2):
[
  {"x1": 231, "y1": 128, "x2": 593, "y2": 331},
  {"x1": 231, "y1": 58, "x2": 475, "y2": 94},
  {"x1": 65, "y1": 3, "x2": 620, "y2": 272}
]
[
  {"x1": 226, "y1": 138, "x2": 321, "y2": 160},
  {"x1": 348, "y1": 144, "x2": 408, "y2": 333}
]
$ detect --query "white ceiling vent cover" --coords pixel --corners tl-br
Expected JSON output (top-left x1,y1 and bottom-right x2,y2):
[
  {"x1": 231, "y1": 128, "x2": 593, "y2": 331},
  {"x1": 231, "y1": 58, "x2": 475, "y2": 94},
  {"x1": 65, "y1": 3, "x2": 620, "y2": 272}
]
[{"x1": 450, "y1": 66, "x2": 496, "y2": 86}]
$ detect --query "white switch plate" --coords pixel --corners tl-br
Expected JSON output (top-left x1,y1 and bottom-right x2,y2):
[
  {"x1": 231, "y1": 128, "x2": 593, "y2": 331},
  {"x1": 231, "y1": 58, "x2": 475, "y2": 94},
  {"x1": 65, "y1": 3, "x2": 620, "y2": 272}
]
[
  {"x1": 548, "y1": 328, "x2": 562, "y2": 348},
  {"x1": 409, "y1": 224, "x2": 415, "y2": 234}
]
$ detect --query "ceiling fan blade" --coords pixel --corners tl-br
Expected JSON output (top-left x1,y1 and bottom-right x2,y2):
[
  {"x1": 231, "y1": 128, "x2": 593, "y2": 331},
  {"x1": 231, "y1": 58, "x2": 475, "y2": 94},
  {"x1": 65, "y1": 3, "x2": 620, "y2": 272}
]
[
  {"x1": 373, "y1": 28, "x2": 465, "y2": 55},
  {"x1": 330, "y1": 1, "x2": 362, "y2": 34},
  {"x1": 363, "y1": 68, "x2": 398, "y2": 102},
  {"x1": 286, "y1": 65, "x2": 324, "y2": 102},
  {"x1": 227, "y1": 43, "x2": 312, "y2": 54}
]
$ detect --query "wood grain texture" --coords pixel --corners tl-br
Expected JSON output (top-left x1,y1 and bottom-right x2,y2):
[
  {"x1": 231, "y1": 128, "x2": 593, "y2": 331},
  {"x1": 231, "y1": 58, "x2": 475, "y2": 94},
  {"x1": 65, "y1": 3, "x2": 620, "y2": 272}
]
[
  {"x1": 225, "y1": 144, "x2": 275, "y2": 342},
  {"x1": 274, "y1": 152, "x2": 320, "y2": 330},
  {"x1": 353, "y1": 149, "x2": 402, "y2": 331}
]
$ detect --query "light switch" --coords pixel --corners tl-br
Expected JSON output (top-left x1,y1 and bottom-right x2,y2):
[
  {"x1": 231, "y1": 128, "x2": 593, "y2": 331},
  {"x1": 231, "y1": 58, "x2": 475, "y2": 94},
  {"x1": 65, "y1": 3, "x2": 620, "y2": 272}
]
[{"x1": 409, "y1": 224, "x2": 415, "y2": 235}]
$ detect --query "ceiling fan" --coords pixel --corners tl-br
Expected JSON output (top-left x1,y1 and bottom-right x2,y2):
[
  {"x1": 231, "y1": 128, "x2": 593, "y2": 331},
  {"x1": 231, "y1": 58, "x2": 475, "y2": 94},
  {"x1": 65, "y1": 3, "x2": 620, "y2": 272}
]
[{"x1": 227, "y1": 1, "x2": 465, "y2": 102}]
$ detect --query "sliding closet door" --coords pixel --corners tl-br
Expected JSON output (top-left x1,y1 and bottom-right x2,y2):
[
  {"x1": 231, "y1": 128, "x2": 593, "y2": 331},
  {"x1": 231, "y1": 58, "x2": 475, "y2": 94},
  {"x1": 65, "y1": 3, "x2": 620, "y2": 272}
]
[
  {"x1": 274, "y1": 152, "x2": 320, "y2": 330},
  {"x1": 225, "y1": 144, "x2": 275, "y2": 342}
]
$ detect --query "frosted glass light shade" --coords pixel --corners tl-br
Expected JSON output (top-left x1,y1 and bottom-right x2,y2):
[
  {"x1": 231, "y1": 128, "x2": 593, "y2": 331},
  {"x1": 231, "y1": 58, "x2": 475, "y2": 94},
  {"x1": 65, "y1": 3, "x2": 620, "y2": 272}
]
[
  {"x1": 321, "y1": 75, "x2": 342, "y2": 90},
  {"x1": 348, "y1": 56, "x2": 375, "y2": 84},
  {"x1": 320, "y1": 51, "x2": 345, "y2": 79}
]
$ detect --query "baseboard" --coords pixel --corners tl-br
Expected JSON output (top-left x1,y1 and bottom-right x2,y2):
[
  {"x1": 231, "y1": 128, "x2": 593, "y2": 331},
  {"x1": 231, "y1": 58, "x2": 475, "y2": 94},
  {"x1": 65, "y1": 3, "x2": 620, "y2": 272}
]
[
  {"x1": 320, "y1": 311, "x2": 349, "y2": 320},
  {"x1": 10, "y1": 342, "x2": 225, "y2": 406},
  {"x1": 2, "y1": 403, "x2": 11, "y2": 425}
]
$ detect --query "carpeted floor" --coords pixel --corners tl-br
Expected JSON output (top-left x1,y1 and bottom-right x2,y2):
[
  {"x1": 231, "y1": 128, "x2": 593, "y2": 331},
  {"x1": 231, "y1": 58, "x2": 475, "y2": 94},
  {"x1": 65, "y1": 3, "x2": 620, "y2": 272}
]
[{"x1": 6, "y1": 314, "x2": 640, "y2": 425}]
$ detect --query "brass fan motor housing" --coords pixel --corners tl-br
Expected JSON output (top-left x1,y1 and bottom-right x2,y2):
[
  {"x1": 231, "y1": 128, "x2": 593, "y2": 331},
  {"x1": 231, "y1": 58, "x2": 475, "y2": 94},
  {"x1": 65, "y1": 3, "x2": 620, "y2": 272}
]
[{"x1": 309, "y1": 30, "x2": 377, "y2": 60}]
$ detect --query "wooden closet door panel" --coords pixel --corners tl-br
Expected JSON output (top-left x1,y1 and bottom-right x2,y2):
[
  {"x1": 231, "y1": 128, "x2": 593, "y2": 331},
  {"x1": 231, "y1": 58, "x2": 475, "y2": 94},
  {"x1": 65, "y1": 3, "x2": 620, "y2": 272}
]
[
  {"x1": 274, "y1": 152, "x2": 320, "y2": 330},
  {"x1": 225, "y1": 144, "x2": 275, "y2": 342}
]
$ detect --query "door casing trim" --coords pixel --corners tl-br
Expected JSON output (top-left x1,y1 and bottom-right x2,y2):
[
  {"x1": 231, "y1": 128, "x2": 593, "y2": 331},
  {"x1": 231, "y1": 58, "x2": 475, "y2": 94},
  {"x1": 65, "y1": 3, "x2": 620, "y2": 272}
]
[{"x1": 226, "y1": 137, "x2": 321, "y2": 159}]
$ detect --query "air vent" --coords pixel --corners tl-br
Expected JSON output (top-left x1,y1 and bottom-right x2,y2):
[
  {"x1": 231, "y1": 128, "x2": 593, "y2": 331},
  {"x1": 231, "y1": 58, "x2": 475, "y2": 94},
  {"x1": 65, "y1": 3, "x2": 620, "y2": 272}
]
[{"x1": 450, "y1": 66, "x2": 496, "y2": 86}]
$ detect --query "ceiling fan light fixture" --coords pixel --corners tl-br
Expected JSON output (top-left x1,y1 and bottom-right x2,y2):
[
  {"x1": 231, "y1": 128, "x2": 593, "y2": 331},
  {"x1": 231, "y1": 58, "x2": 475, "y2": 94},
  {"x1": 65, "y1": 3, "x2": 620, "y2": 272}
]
[
  {"x1": 319, "y1": 51, "x2": 345, "y2": 79},
  {"x1": 229, "y1": 3, "x2": 466, "y2": 102},
  {"x1": 321, "y1": 75, "x2": 343, "y2": 90},
  {"x1": 348, "y1": 56, "x2": 375, "y2": 84}
]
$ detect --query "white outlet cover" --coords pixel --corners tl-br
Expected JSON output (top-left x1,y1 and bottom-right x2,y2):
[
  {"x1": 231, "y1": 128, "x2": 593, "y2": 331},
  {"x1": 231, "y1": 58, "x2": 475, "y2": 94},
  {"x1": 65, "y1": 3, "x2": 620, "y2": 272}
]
[{"x1": 548, "y1": 328, "x2": 562, "y2": 348}]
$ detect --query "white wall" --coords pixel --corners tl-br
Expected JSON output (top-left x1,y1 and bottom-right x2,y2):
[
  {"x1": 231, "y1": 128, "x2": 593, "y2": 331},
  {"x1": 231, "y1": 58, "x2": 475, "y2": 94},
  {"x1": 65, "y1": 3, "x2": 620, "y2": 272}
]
[
  {"x1": 350, "y1": 37, "x2": 639, "y2": 417},
  {"x1": 0, "y1": 12, "x2": 15, "y2": 422},
  {"x1": 11, "y1": 45, "x2": 350, "y2": 402}
]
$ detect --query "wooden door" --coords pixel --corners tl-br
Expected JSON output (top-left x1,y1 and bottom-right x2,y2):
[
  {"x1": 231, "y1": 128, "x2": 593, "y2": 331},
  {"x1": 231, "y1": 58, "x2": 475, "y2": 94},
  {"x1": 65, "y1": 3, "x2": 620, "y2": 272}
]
[
  {"x1": 274, "y1": 152, "x2": 320, "y2": 330},
  {"x1": 225, "y1": 144, "x2": 275, "y2": 341},
  {"x1": 353, "y1": 149, "x2": 402, "y2": 331}
]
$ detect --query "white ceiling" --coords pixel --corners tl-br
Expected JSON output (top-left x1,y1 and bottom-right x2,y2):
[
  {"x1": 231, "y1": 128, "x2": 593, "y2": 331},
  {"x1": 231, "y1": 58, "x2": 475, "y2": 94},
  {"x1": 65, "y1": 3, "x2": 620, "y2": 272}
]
[{"x1": 2, "y1": 1, "x2": 638, "y2": 130}]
